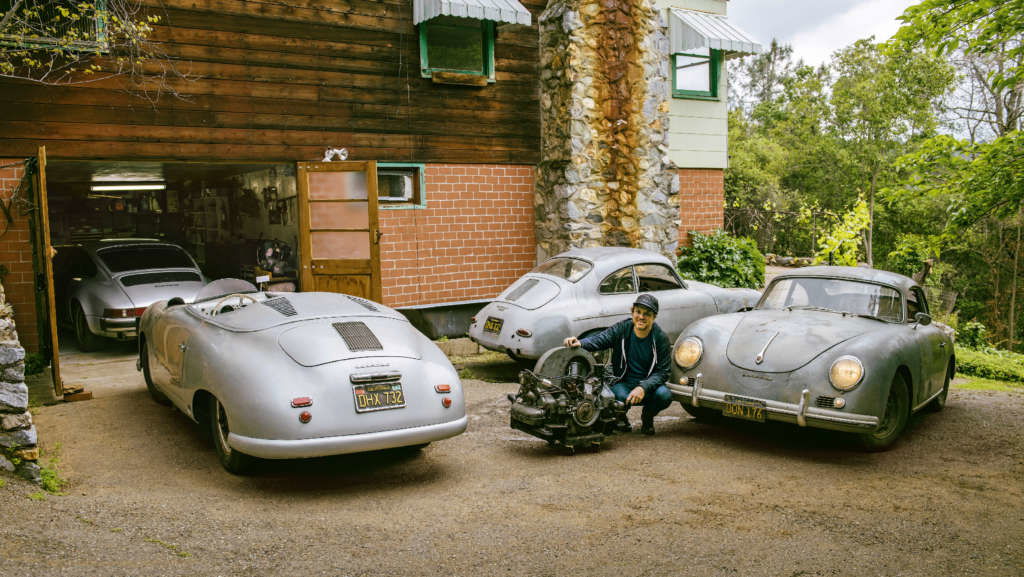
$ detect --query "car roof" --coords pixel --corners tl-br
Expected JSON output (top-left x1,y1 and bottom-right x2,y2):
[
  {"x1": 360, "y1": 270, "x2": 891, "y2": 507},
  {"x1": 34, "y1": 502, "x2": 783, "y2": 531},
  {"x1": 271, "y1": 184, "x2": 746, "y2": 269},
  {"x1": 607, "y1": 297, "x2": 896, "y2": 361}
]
[
  {"x1": 774, "y1": 265, "x2": 918, "y2": 293},
  {"x1": 553, "y1": 246, "x2": 673, "y2": 269}
]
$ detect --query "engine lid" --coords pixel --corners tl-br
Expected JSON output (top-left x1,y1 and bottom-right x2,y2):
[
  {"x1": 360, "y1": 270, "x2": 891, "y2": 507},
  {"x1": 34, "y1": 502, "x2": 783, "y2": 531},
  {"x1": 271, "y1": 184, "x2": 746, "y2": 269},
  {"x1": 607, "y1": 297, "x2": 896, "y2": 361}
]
[
  {"x1": 278, "y1": 317, "x2": 423, "y2": 366},
  {"x1": 494, "y1": 275, "x2": 561, "y2": 310}
]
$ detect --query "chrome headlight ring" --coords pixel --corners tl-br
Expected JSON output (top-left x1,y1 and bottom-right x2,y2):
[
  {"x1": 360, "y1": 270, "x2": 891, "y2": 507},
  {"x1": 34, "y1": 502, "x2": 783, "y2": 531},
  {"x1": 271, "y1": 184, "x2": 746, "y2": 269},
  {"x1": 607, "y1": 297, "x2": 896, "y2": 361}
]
[
  {"x1": 829, "y1": 355, "x2": 864, "y2": 391},
  {"x1": 674, "y1": 336, "x2": 703, "y2": 369}
]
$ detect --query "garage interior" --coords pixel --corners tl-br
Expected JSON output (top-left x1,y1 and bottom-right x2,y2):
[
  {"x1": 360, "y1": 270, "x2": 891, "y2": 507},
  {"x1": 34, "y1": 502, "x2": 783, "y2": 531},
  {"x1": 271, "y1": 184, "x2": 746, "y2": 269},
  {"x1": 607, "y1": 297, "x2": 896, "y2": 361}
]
[{"x1": 45, "y1": 160, "x2": 301, "y2": 287}]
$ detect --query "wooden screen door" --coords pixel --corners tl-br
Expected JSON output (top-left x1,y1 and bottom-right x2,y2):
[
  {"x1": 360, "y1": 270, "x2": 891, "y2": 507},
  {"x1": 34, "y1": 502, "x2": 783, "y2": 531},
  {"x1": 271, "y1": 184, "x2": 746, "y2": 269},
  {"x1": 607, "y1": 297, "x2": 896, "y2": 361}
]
[{"x1": 296, "y1": 161, "x2": 382, "y2": 301}]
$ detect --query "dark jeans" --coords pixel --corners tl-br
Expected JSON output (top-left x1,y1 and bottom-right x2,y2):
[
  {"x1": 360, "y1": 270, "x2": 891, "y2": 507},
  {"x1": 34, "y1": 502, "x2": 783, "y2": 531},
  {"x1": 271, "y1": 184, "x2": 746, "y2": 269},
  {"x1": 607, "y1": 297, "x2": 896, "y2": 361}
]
[{"x1": 611, "y1": 382, "x2": 673, "y2": 417}]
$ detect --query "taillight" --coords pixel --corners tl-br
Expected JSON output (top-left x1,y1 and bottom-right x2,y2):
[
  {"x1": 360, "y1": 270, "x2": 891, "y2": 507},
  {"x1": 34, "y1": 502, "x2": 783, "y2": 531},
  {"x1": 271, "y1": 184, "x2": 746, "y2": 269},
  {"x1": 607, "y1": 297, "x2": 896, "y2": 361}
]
[
  {"x1": 290, "y1": 397, "x2": 313, "y2": 408},
  {"x1": 434, "y1": 385, "x2": 451, "y2": 393},
  {"x1": 103, "y1": 307, "x2": 147, "y2": 318},
  {"x1": 516, "y1": 328, "x2": 532, "y2": 337}
]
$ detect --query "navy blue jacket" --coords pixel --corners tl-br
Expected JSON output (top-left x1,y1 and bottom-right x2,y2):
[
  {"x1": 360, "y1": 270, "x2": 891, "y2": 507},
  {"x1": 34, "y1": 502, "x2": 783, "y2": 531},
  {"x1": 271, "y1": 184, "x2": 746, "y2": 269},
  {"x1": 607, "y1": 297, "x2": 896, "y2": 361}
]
[{"x1": 579, "y1": 319, "x2": 672, "y2": 394}]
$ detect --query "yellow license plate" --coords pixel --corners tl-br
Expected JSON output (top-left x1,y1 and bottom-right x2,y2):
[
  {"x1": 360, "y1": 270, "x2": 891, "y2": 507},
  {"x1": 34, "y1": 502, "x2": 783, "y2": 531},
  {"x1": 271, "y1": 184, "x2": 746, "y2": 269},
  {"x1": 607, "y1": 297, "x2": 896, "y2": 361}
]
[
  {"x1": 722, "y1": 394, "x2": 766, "y2": 422},
  {"x1": 353, "y1": 382, "x2": 405, "y2": 413},
  {"x1": 483, "y1": 316, "x2": 503, "y2": 334}
]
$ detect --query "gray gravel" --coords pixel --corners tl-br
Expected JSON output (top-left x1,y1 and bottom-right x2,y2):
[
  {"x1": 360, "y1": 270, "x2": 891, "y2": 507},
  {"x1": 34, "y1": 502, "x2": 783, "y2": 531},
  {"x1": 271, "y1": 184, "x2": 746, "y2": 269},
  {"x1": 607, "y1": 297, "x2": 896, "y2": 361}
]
[{"x1": 2, "y1": 347, "x2": 1022, "y2": 577}]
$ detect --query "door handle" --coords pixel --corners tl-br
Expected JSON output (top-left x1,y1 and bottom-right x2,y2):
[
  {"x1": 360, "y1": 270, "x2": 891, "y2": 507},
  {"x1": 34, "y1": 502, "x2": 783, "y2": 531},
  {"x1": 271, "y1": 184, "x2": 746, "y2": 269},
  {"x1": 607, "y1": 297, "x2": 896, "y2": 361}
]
[{"x1": 374, "y1": 229, "x2": 383, "y2": 244}]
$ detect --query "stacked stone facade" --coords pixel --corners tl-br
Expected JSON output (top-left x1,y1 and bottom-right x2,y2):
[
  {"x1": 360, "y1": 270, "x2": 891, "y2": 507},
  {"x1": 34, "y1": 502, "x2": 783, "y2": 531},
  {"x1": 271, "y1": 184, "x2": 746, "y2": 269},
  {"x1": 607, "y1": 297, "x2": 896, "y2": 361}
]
[
  {"x1": 535, "y1": 0, "x2": 680, "y2": 262},
  {"x1": 0, "y1": 279, "x2": 40, "y2": 482}
]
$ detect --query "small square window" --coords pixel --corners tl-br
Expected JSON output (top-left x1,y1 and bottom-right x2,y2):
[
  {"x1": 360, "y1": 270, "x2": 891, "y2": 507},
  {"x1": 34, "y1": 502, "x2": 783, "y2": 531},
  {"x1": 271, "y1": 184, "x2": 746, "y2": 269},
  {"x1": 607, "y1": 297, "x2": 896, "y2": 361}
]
[
  {"x1": 377, "y1": 164, "x2": 424, "y2": 207},
  {"x1": 672, "y1": 47, "x2": 720, "y2": 100},
  {"x1": 419, "y1": 16, "x2": 494, "y2": 83}
]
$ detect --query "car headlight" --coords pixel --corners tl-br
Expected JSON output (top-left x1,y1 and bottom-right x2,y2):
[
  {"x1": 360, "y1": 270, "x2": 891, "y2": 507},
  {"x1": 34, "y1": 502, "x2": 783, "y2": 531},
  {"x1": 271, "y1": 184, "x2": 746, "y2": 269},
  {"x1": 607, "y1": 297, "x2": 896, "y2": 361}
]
[
  {"x1": 674, "y1": 337, "x2": 703, "y2": 369},
  {"x1": 829, "y1": 356, "x2": 864, "y2": 391}
]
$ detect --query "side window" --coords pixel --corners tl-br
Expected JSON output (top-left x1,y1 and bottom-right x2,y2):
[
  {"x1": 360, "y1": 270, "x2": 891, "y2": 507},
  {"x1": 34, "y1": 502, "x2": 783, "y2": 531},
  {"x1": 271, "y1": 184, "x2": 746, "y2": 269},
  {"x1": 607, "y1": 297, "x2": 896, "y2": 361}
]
[
  {"x1": 419, "y1": 17, "x2": 495, "y2": 84},
  {"x1": 635, "y1": 264, "x2": 683, "y2": 292},
  {"x1": 599, "y1": 267, "x2": 636, "y2": 295},
  {"x1": 672, "y1": 47, "x2": 721, "y2": 100},
  {"x1": 377, "y1": 164, "x2": 424, "y2": 208},
  {"x1": 907, "y1": 287, "x2": 929, "y2": 321}
]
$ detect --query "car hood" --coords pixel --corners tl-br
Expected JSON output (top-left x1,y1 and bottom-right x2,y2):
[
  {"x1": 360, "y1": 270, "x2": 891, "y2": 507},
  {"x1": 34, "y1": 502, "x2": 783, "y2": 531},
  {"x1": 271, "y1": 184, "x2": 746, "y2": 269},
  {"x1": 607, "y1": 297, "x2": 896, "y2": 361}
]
[
  {"x1": 725, "y1": 310, "x2": 878, "y2": 372},
  {"x1": 493, "y1": 275, "x2": 561, "y2": 310},
  {"x1": 278, "y1": 316, "x2": 423, "y2": 366}
]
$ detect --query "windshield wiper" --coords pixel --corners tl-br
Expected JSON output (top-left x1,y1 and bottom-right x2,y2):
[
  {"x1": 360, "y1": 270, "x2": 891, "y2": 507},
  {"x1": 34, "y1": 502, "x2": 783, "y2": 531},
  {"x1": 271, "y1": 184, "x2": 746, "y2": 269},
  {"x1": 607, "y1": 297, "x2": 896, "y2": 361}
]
[{"x1": 850, "y1": 313, "x2": 890, "y2": 322}]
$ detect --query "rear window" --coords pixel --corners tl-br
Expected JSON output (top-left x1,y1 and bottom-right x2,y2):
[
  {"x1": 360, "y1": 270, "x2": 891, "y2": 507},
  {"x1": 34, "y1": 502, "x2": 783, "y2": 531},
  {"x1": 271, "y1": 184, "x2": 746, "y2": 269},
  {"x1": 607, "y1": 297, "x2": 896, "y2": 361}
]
[
  {"x1": 531, "y1": 257, "x2": 592, "y2": 282},
  {"x1": 98, "y1": 245, "x2": 196, "y2": 272}
]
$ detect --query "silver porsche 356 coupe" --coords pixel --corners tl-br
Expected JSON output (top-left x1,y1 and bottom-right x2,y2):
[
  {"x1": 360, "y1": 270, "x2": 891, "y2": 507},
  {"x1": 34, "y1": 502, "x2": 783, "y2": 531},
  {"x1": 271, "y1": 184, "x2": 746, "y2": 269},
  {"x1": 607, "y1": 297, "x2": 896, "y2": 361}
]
[
  {"x1": 468, "y1": 247, "x2": 760, "y2": 361},
  {"x1": 669, "y1": 266, "x2": 955, "y2": 450},
  {"x1": 138, "y1": 279, "x2": 467, "y2": 473}
]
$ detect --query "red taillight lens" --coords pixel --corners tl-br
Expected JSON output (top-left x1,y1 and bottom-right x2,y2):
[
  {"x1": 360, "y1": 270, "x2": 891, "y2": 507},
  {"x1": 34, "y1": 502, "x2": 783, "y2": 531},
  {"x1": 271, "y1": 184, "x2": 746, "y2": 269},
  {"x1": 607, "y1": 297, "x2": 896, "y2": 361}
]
[
  {"x1": 103, "y1": 307, "x2": 147, "y2": 318},
  {"x1": 470, "y1": 316, "x2": 477, "y2": 324},
  {"x1": 298, "y1": 411, "x2": 312, "y2": 423},
  {"x1": 434, "y1": 384, "x2": 451, "y2": 393},
  {"x1": 290, "y1": 397, "x2": 313, "y2": 408},
  {"x1": 441, "y1": 397, "x2": 452, "y2": 408},
  {"x1": 516, "y1": 328, "x2": 532, "y2": 338}
]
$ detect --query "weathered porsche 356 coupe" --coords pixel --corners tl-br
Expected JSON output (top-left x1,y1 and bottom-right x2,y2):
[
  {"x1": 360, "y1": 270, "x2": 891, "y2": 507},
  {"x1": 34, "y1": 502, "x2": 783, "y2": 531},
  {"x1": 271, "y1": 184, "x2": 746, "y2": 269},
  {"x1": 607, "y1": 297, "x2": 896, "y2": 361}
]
[
  {"x1": 669, "y1": 266, "x2": 955, "y2": 450},
  {"x1": 137, "y1": 279, "x2": 467, "y2": 473},
  {"x1": 468, "y1": 247, "x2": 760, "y2": 361}
]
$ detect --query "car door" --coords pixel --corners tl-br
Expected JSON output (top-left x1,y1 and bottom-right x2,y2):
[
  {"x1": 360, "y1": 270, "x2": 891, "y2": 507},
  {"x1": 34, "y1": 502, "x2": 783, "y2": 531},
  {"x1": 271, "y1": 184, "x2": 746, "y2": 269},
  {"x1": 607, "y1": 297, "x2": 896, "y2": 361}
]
[
  {"x1": 634, "y1": 263, "x2": 717, "y2": 342},
  {"x1": 593, "y1": 265, "x2": 637, "y2": 329},
  {"x1": 909, "y1": 287, "x2": 948, "y2": 403},
  {"x1": 152, "y1": 310, "x2": 193, "y2": 407}
]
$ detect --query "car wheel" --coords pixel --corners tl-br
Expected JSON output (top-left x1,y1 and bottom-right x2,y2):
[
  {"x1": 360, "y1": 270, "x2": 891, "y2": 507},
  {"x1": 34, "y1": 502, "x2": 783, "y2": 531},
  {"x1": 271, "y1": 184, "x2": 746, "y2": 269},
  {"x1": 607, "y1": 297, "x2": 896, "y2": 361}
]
[
  {"x1": 681, "y1": 400, "x2": 720, "y2": 423},
  {"x1": 140, "y1": 339, "x2": 171, "y2": 406},
  {"x1": 73, "y1": 303, "x2": 104, "y2": 352},
  {"x1": 857, "y1": 373, "x2": 910, "y2": 452},
  {"x1": 209, "y1": 396, "x2": 256, "y2": 474}
]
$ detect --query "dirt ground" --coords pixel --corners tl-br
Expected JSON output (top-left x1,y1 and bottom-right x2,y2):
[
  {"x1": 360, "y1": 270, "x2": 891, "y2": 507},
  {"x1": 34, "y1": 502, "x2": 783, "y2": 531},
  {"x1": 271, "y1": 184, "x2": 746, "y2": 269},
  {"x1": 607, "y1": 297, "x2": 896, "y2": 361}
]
[{"x1": 2, "y1": 341, "x2": 1022, "y2": 577}]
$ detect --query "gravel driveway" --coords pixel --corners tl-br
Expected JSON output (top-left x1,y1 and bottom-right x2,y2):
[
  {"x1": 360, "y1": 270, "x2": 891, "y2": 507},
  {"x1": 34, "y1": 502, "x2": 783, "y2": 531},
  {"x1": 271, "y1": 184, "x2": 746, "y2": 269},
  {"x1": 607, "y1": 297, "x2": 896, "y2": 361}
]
[{"x1": 1, "y1": 344, "x2": 1022, "y2": 577}]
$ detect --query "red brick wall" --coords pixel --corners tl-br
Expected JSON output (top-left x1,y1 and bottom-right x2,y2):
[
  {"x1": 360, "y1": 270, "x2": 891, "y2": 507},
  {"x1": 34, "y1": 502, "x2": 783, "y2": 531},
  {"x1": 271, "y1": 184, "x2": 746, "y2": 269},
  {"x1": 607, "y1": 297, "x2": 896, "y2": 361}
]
[
  {"x1": 0, "y1": 159, "x2": 40, "y2": 353},
  {"x1": 677, "y1": 168, "x2": 724, "y2": 247},
  {"x1": 378, "y1": 164, "x2": 536, "y2": 308}
]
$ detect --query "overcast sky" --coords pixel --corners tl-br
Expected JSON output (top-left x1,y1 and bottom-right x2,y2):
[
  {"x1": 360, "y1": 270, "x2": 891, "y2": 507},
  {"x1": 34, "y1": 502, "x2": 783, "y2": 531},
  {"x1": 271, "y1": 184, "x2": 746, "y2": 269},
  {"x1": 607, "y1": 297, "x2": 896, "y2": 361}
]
[{"x1": 725, "y1": 0, "x2": 920, "y2": 66}]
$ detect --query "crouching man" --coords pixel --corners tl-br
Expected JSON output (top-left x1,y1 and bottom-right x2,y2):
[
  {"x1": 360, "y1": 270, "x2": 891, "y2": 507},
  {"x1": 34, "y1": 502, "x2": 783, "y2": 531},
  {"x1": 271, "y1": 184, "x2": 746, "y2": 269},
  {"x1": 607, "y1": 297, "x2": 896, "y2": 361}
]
[{"x1": 563, "y1": 294, "x2": 672, "y2": 435}]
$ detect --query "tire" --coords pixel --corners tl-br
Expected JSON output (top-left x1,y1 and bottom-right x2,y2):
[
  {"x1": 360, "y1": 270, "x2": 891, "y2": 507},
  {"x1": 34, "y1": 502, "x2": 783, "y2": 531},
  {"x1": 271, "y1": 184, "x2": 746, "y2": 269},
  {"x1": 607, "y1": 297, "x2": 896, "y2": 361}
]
[
  {"x1": 209, "y1": 396, "x2": 256, "y2": 474},
  {"x1": 140, "y1": 339, "x2": 171, "y2": 406},
  {"x1": 73, "y1": 303, "x2": 104, "y2": 352},
  {"x1": 857, "y1": 373, "x2": 910, "y2": 452},
  {"x1": 927, "y1": 362, "x2": 952, "y2": 413},
  {"x1": 681, "y1": 400, "x2": 720, "y2": 423}
]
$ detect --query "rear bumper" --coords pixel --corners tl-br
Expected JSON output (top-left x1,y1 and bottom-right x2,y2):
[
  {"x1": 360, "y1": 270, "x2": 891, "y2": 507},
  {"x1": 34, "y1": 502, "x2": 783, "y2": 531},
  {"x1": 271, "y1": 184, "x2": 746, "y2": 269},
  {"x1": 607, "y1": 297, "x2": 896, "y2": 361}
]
[
  {"x1": 667, "y1": 375, "x2": 879, "y2": 433},
  {"x1": 228, "y1": 416, "x2": 468, "y2": 459},
  {"x1": 100, "y1": 316, "x2": 139, "y2": 335}
]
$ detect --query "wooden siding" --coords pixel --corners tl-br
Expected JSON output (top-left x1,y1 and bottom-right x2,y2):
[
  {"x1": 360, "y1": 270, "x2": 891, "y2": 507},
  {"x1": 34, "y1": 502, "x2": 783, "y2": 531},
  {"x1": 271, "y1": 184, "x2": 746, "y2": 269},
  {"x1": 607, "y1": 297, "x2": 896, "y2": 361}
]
[{"x1": 0, "y1": 0, "x2": 543, "y2": 165}]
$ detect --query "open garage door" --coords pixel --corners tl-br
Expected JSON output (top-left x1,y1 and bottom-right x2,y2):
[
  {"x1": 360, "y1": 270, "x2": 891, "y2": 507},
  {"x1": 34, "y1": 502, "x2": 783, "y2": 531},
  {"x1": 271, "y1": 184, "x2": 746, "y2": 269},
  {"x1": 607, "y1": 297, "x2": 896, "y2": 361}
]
[{"x1": 296, "y1": 161, "x2": 381, "y2": 301}]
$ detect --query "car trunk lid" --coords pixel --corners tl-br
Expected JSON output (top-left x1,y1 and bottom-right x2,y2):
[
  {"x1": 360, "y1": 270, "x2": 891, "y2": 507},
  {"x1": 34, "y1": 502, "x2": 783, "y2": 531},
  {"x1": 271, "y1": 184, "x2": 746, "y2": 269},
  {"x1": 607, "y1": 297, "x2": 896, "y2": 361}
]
[
  {"x1": 117, "y1": 270, "x2": 205, "y2": 306},
  {"x1": 726, "y1": 310, "x2": 874, "y2": 372},
  {"x1": 278, "y1": 317, "x2": 423, "y2": 366}
]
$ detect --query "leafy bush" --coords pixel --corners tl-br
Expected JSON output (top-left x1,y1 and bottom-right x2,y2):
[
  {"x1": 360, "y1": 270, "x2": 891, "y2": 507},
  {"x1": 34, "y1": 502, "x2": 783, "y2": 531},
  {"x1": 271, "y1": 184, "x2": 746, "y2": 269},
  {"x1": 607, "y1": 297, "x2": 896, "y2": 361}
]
[
  {"x1": 24, "y1": 353, "x2": 47, "y2": 376},
  {"x1": 955, "y1": 346, "x2": 1024, "y2": 383},
  {"x1": 956, "y1": 321, "x2": 989, "y2": 349},
  {"x1": 814, "y1": 198, "x2": 869, "y2": 266},
  {"x1": 677, "y1": 231, "x2": 765, "y2": 289}
]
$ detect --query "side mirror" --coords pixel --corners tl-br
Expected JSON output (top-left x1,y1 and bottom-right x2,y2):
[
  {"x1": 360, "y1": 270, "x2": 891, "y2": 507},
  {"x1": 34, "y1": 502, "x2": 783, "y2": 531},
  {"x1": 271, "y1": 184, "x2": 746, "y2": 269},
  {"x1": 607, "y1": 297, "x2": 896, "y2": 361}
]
[{"x1": 914, "y1": 312, "x2": 932, "y2": 326}]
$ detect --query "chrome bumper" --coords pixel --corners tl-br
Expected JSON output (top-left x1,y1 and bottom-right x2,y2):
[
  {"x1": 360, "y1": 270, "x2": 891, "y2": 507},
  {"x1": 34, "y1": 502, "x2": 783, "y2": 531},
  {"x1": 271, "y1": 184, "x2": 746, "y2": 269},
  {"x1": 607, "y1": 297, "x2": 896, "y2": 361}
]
[
  {"x1": 228, "y1": 416, "x2": 468, "y2": 459},
  {"x1": 668, "y1": 375, "x2": 879, "y2": 433}
]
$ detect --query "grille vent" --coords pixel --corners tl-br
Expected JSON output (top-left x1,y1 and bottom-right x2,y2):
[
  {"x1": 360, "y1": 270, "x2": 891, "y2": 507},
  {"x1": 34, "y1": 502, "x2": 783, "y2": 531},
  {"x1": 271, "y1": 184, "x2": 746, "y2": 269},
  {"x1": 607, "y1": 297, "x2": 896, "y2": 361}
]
[
  {"x1": 262, "y1": 297, "x2": 297, "y2": 317},
  {"x1": 506, "y1": 279, "x2": 539, "y2": 302},
  {"x1": 333, "y1": 321, "x2": 383, "y2": 352},
  {"x1": 815, "y1": 396, "x2": 836, "y2": 408},
  {"x1": 347, "y1": 295, "x2": 379, "y2": 312}
]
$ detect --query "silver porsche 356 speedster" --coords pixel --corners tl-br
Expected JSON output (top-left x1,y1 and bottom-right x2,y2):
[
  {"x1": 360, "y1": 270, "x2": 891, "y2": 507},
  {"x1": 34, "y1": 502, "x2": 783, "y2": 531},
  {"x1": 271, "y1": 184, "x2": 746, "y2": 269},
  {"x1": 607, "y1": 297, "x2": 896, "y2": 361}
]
[
  {"x1": 669, "y1": 266, "x2": 955, "y2": 450},
  {"x1": 468, "y1": 247, "x2": 760, "y2": 361},
  {"x1": 137, "y1": 279, "x2": 467, "y2": 473}
]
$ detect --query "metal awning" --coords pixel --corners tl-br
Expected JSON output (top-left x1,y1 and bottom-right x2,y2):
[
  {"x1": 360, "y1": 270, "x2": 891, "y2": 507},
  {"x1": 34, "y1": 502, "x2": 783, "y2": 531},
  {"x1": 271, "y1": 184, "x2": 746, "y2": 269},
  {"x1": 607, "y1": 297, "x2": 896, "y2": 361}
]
[
  {"x1": 413, "y1": 0, "x2": 532, "y2": 26},
  {"x1": 669, "y1": 9, "x2": 761, "y2": 56}
]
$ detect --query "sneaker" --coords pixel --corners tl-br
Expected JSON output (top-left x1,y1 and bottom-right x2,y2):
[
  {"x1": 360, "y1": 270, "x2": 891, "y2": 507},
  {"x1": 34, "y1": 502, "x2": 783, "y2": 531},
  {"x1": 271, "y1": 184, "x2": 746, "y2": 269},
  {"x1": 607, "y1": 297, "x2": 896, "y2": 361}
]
[
  {"x1": 640, "y1": 413, "x2": 655, "y2": 436},
  {"x1": 615, "y1": 418, "x2": 632, "y2": 433}
]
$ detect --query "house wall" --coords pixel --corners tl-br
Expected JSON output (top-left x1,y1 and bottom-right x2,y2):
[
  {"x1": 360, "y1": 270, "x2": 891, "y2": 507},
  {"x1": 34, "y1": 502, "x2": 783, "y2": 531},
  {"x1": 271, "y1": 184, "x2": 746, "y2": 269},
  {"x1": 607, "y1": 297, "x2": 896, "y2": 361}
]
[
  {"x1": 379, "y1": 164, "x2": 535, "y2": 307},
  {"x1": 0, "y1": 0, "x2": 544, "y2": 165},
  {"x1": 677, "y1": 167, "x2": 724, "y2": 246},
  {"x1": 0, "y1": 161, "x2": 40, "y2": 353}
]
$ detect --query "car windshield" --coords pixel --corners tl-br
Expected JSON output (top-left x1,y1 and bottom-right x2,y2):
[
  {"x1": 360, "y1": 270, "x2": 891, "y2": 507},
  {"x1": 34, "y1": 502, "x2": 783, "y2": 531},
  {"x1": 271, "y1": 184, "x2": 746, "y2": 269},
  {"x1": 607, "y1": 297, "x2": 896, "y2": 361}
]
[
  {"x1": 760, "y1": 276, "x2": 903, "y2": 322},
  {"x1": 531, "y1": 257, "x2": 593, "y2": 282},
  {"x1": 97, "y1": 245, "x2": 195, "y2": 272},
  {"x1": 193, "y1": 278, "x2": 258, "y2": 302}
]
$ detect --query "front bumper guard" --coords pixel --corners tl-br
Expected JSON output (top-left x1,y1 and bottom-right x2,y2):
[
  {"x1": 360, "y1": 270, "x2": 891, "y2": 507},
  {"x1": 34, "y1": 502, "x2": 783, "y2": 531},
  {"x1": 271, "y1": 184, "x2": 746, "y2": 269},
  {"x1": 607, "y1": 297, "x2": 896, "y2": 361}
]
[{"x1": 669, "y1": 374, "x2": 879, "y2": 433}]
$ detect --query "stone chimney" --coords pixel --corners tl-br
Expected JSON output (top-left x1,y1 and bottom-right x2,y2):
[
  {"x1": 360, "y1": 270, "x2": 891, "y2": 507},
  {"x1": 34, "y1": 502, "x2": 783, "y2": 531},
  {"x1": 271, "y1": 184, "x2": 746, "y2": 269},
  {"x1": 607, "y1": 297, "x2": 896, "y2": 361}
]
[{"x1": 535, "y1": 0, "x2": 679, "y2": 262}]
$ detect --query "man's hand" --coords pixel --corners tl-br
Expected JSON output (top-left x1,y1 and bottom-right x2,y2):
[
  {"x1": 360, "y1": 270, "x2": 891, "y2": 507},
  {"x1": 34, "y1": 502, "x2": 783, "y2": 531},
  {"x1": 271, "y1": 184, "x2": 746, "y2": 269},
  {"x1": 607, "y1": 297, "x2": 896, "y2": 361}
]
[
  {"x1": 626, "y1": 386, "x2": 645, "y2": 405},
  {"x1": 563, "y1": 336, "x2": 581, "y2": 348}
]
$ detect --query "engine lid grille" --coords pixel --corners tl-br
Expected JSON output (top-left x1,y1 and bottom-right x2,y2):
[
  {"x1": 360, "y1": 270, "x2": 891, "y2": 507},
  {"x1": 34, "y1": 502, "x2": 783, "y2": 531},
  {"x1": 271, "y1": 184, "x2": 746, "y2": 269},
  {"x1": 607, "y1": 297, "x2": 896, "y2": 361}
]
[
  {"x1": 346, "y1": 296, "x2": 379, "y2": 312},
  {"x1": 333, "y1": 321, "x2": 383, "y2": 352},
  {"x1": 262, "y1": 297, "x2": 297, "y2": 317}
]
